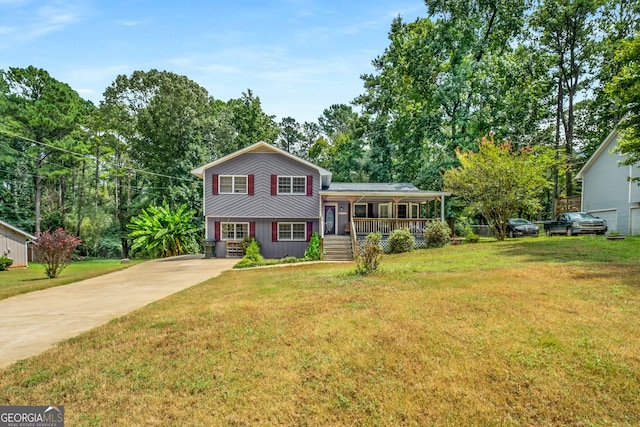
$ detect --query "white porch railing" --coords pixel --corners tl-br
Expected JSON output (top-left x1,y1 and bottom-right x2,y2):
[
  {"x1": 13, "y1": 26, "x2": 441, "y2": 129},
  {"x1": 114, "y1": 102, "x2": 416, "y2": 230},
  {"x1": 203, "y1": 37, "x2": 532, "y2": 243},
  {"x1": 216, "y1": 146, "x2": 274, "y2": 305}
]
[{"x1": 353, "y1": 218, "x2": 436, "y2": 236}]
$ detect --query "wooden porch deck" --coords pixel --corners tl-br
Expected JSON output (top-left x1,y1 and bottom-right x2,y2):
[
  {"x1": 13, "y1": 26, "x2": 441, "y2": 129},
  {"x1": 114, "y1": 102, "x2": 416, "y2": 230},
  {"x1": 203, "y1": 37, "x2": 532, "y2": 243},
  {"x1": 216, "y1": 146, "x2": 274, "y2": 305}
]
[{"x1": 353, "y1": 218, "x2": 436, "y2": 236}]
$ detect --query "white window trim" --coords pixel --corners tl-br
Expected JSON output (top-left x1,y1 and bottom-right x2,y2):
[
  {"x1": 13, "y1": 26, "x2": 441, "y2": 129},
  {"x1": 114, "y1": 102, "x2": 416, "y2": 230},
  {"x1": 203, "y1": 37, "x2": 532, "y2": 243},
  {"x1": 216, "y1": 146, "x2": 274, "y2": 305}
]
[
  {"x1": 219, "y1": 175, "x2": 248, "y2": 194},
  {"x1": 278, "y1": 222, "x2": 307, "y2": 241},
  {"x1": 396, "y1": 203, "x2": 408, "y2": 219},
  {"x1": 354, "y1": 203, "x2": 368, "y2": 218},
  {"x1": 379, "y1": 203, "x2": 392, "y2": 219},
  {"x1": 277, "y1": 176, "x2": 307, "y2": 195},
  {"x1": 221, "y1": 222, "x2": 249, "y2": 241},
  {"x1": 410, "y1": 203, "x2": 421, "y2": 219}
]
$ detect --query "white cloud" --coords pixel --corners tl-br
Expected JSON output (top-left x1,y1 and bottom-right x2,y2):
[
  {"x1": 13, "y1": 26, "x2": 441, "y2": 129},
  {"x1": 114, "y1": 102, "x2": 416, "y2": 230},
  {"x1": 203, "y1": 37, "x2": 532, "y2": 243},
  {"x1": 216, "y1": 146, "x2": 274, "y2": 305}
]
[
  {"x1": 114, "y1": 19, "x2": 148, "y2": 27},
  {"x1": 60, "y1": 64, "x2": 131, "y2": 102},
  {"x1": 9, "y1": 0, "x2": 88, "y2": 41}
]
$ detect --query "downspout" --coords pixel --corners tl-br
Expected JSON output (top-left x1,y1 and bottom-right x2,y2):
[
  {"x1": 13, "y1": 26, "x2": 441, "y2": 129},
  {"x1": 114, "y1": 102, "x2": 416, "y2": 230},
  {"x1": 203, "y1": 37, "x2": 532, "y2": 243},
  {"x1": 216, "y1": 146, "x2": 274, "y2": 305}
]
[
  {"x1": 25, "y1": 239, "x2": 31, "y2": 267},
  {"x1": 203, "y1": 171, "x2": 208, "y2": 240}
]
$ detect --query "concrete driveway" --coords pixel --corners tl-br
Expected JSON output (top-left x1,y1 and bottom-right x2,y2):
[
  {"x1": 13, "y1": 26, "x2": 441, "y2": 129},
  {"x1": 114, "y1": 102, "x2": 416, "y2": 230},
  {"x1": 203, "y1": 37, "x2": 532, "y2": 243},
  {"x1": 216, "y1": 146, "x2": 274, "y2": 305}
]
[{"x1": 0, "y1": 255, "x2": 237, "y2": 368}]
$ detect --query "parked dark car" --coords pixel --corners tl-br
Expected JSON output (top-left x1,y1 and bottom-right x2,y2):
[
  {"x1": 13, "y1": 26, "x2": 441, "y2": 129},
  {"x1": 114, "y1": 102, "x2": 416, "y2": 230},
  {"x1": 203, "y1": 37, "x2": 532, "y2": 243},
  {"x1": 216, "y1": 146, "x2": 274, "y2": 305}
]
[
  {"x1": 544, "y1": 212, "x2": 607, "y2": 236},
  {"x1": 506, "y1": 218, "x2": 539, "y2": 238}
]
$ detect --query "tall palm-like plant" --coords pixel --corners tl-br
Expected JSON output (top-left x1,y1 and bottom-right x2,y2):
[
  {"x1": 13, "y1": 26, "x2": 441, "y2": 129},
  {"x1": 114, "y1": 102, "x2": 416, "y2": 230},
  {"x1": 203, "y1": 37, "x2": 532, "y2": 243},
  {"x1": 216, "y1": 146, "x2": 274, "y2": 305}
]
[{"x1": 127, "y1": 203, "x2": 199, "y2": 258}]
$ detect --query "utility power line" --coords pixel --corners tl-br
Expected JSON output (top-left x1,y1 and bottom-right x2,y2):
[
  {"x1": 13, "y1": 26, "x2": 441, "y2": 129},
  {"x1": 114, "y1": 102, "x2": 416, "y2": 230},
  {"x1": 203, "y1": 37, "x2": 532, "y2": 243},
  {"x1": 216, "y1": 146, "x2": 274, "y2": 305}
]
[{"x1": 0, "y1": 129, "x2": 196, "y2": 182}]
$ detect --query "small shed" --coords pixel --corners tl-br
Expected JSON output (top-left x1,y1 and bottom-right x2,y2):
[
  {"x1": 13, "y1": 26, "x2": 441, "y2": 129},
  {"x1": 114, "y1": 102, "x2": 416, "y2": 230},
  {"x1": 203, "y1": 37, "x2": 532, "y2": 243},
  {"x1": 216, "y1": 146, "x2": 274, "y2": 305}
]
[{"x1": 0, "y1": 220, "x2": 36, "y2": 268}]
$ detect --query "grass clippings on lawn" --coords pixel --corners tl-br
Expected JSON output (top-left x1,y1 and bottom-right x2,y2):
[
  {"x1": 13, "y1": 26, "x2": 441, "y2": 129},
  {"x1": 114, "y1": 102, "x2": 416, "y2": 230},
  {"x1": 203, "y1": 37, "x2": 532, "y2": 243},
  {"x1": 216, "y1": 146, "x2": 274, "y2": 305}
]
[{"x1": 0, "y1": 236, "x2": 639, "y2": 426}]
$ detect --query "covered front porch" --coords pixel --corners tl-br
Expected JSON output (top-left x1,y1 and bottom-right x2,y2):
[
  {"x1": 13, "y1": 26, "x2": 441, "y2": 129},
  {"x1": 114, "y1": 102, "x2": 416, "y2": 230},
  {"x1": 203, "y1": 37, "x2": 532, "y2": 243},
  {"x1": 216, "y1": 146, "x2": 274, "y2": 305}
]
[{"x1": 319, "y1": 183, "x2": 450, "y2": 239}]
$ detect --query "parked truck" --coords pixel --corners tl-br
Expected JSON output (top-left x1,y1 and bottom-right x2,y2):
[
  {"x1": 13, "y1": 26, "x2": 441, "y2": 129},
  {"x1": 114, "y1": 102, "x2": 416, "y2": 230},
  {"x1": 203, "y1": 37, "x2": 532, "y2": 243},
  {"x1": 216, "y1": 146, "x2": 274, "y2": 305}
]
[{"x1": 544, "y1": 212, "x2": 607, "y2": 236}]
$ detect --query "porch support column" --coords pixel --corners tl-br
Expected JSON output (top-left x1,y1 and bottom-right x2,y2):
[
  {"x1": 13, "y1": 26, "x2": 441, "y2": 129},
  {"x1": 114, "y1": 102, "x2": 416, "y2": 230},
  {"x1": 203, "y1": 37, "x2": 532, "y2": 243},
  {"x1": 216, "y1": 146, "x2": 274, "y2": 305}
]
[
  {"x1": 440, "y1": 195, "x2": 445, "y2": 222},
  {"x1": 320, "y1": 195, "x2": 325, "y2": 238}
]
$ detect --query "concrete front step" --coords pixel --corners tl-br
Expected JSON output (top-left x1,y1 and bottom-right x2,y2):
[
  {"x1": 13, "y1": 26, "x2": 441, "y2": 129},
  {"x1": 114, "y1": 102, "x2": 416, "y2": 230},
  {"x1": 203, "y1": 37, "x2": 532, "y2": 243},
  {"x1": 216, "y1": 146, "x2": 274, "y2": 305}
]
[{"x1": 323, "y1": 235, "x2": 353, "y2": 261}]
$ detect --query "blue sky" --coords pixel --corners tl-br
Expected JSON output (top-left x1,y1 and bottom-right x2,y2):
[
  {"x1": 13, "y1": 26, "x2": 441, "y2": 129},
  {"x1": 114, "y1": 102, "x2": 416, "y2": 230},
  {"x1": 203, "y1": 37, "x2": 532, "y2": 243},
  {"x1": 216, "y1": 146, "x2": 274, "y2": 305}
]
[{"x1": 0, "y1": 0, "x2": 426, "y2": 123}]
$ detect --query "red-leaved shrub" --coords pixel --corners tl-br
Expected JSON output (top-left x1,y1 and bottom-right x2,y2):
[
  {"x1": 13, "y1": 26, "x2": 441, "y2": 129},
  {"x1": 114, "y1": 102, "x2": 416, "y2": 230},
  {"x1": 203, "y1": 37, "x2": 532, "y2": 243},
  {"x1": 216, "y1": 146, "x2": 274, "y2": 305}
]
[{"x1": 33, "y1": 228, "x2": 82, "y2": 278}]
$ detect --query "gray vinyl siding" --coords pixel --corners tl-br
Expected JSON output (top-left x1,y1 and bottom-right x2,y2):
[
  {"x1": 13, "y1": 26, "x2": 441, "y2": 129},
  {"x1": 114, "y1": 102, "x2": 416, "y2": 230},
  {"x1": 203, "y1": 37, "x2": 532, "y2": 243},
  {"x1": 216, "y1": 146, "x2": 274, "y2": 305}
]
[
  {"x1": 582, "y1": 134, "x2": 631, "y2": 234},
  {"x1": 203, "y1": 152, "x2": 321, "y2": 218},
  {"x1": 208, "y1": 217, "x2": 319, "y2": 258}
]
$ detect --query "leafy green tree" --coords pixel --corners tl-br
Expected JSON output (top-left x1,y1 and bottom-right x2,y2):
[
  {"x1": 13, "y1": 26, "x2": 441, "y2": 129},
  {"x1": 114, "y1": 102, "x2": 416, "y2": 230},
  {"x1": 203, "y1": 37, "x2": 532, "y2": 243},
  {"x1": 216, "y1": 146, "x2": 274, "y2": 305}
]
[
  {"x1": 227, "y1": 89, "x2": 279, "y2": 150},
  {"x1": 358, "y1": 1, "x2": 534, "y2": 189},
  {"x1": 277, "y1": 116, "x2": 303, "y2": 154},
  {"x1": 1, "y1": 66, "x2": 87, "y2": 235},
  {"x1": 365, "y1": 115, "x2": 394, "y2": 182},
  {"x1": 297, "y1": 121, "x2": 321, "y2": 161},
  {"x1": 576, "y1": 0, "x2": 640, "y2": 160},
  {"x1": 607, "y1": 33, "x2": 640, "y2": 177},
  {"x1": 444, "y1": 136, "x2": 555, "y2": 240},
  {"x1": 128, "y1": 203, "x2": 199, "y2": 258},
  {"x1": 532, "y1": 0, "x2": 600, "y2": 197},
  {"x1": 315, "y1": 104, "x2": 366, "y2": 182}
]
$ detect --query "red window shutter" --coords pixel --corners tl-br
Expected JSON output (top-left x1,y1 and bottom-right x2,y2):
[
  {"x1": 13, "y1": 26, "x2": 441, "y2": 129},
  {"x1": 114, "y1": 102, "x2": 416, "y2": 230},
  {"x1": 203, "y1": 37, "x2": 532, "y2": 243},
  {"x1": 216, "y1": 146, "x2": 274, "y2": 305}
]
[
  {"x1": 250, "y1": 222, "x2": 256, "y2": 238},
  {"x1": 212, "y1": 174, "x2": 218, "y2": 195},
  {"x1": 306, "y1": 175, "x2": 313, "y2": 196},
  {"x1": 272, "y1": 222, "x2": 278, "y2": 242},
  {"x1": 271, "y1": 175, "x2": 277, "y2": 196},
  {"x1": 214, "y1": 222, "x2": 221, "y2": 241},
  {"x1": 248, "y1": 174, "x2": 254, "y2": 196},
  {"x1": 307, "y1": 221, "x2": 313, "y2": 242}
]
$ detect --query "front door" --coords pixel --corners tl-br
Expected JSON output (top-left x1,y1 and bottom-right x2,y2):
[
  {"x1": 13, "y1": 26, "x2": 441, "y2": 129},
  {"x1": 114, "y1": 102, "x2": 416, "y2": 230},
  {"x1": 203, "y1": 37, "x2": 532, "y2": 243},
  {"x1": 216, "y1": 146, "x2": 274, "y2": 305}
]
[{"x1": 324, "y1": 205, "x2": 336, "y2": 235}]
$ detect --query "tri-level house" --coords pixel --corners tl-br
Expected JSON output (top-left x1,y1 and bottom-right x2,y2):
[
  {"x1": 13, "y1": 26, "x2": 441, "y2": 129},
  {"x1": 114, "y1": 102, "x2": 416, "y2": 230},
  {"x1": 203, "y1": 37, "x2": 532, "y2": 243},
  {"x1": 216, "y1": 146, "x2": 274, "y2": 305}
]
[{"x1": 191, "y1": 142, "x2": 450, "y2": 260}]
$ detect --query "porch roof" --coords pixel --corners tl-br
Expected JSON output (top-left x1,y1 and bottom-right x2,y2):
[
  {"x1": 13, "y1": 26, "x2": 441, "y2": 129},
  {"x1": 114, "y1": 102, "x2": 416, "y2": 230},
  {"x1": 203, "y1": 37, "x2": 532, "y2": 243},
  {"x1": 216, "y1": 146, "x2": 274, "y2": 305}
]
[{"x1": 321, "y1": 183, "x2": 450, "y2": 201}]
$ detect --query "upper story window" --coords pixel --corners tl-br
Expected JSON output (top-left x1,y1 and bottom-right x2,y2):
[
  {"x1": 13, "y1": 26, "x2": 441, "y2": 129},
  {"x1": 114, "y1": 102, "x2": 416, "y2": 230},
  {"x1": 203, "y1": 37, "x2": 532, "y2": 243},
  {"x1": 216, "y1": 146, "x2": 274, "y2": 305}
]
[
  {"x1": 278, "y1": 176, "x2": 306, "y2": 195},
  {"x1": 219, "y1": 175, "x2": 247, "y2": 194}
]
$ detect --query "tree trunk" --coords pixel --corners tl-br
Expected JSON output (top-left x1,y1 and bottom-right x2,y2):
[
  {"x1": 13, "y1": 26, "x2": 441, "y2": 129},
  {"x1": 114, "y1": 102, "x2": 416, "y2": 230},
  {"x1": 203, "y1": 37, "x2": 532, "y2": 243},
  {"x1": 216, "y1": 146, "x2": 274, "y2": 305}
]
[
  {"x1": 34, "y1": 155, "x2": 43, "y2": 236},
  {"x1": 76, "y1": 161, "x2": 86, "y2": 237},
  {"x1": 59, "y1": 174, "x2": 67, "y2": 227},
  {"x1": 554, "y1": 75, "x2": 562, "y2": 199}
]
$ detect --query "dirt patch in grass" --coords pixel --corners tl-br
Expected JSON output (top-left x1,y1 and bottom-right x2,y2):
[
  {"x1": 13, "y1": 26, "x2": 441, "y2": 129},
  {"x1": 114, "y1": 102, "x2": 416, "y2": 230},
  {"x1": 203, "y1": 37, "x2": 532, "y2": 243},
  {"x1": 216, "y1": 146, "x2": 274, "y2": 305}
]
[{"x1": 0, "y1": 240, "x2": 639, "y2": 426}]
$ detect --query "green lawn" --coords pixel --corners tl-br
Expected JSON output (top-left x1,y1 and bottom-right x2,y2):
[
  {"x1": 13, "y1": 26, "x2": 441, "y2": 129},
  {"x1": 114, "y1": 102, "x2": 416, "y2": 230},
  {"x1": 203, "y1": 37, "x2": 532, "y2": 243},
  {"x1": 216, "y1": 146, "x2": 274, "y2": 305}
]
[
  {"x1": 0, "y1": 259, "x2": 140, "y2": 301},
  {"x1": 0, "y1": 236, "x2": 639, "y2": 426}
]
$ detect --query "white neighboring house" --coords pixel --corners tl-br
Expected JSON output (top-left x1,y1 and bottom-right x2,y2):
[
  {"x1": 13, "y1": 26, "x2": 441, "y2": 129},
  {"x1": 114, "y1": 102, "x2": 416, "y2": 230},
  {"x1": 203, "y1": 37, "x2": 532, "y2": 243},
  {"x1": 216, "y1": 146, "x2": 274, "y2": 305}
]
[
  {"x1": 576, "y1": 129, "x2": 640, "y2": 235},
  {"x1": 0, "y1": 220, "x2": 35, "y2": 268}
]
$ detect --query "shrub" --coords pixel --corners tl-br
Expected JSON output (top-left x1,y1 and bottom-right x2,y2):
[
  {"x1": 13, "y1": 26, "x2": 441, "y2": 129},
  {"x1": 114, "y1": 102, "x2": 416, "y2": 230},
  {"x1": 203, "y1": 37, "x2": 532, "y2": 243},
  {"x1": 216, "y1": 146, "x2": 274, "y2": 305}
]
[
  {"x1": 356, "y1": 232, "x2": 383, "y2": 275},
  {"x1": 127, "y1": 203, "x2": 198, "y2": 258},
  {"x1": 234, "y1": 258, "x2": 256, "y2": 269},
  {"x1": 0, "y1": 256, "x2": 13, "y2": 271},
  {"x1": 425, "y1": 221, "x2": 451, "y2": 248},
  {"x1": 33, "y1": 228, "x2": 82, "y2": 278},
  {"x1": 465, "y1": 227, "x2": 480, "y2": 244},
  {"x1": 387, "y1": 228, "x2": 415, "y2": 254},
  {"x1": 240, "y1": 237, "x2": 261, "y2": 255},
  {"x1": 304, "y1": 232, "x2": 323, "y2": 260},
  {"x1": 244, "y1": 240, "x2": 264, "y2": 263}
]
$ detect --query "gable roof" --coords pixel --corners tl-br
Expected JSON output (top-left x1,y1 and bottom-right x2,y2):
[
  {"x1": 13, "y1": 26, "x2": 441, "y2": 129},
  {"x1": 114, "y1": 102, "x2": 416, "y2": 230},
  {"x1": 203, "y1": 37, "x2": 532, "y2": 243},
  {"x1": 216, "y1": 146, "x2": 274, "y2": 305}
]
[
  {"x1": 0, "y1": 220, "x2": 36, "y2": 240},
  {"x1": 191, "y1": 141, "x2": 332, "y2": 181},
  {"x1": 576, "y1": 129, "x2": 620, "y2": 181}
]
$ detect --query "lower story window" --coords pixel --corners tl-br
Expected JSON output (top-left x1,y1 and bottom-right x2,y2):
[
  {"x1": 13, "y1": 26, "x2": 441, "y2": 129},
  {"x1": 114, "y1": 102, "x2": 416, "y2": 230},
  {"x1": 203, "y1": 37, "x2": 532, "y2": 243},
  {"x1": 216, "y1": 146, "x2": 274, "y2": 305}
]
[
  {"x1": 221, "y1": 223, "x2": 248, "y2": 240},
  {"x1": 278, "y1": 222, "x2": 306, "y2": 241}
]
